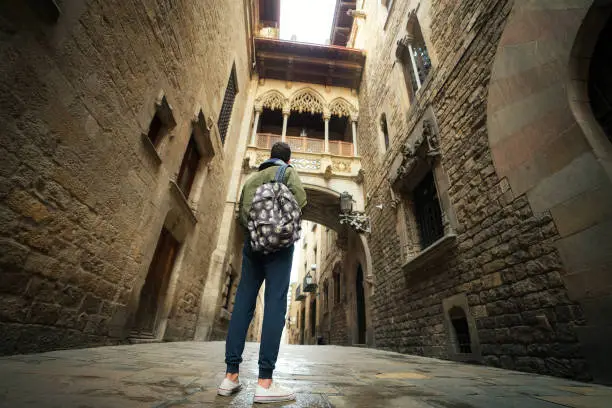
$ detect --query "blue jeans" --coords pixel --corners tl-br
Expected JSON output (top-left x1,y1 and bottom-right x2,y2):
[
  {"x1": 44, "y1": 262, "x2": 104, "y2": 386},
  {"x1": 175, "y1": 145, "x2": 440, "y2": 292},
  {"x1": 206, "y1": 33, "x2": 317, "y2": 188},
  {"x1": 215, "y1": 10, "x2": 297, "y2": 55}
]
[{"x1": 225, "y1": 240, "x2": 294, "y2": 379}]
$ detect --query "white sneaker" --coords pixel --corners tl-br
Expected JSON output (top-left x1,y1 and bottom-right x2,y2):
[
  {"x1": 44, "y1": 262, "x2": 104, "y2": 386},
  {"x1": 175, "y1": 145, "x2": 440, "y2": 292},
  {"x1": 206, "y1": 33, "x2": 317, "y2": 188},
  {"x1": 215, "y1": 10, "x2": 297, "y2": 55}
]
[
  {"x1": 253, "y1": 382, "x2": 296, "y2": 404},
  {"x1": 217, "y1": 377, "x2": 242, "y2": 396}
]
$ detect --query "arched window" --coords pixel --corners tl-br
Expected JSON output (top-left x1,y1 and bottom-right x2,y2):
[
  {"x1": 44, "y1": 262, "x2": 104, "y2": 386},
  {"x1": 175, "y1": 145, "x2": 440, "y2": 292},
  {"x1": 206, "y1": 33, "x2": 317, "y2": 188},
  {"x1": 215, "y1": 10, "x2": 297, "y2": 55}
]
[
  {"x1": 380, "y1": 113, "x2": 390, "y2": 151},
  {"x1": 588, "y1": 13, "x2": 612, "y2": 142},
  {"x1": 449, "y1": 307, "x2": 472, "y2": 354},
  {"x1": 396, "y1": 14, "x2": 432, "y2": 99}
]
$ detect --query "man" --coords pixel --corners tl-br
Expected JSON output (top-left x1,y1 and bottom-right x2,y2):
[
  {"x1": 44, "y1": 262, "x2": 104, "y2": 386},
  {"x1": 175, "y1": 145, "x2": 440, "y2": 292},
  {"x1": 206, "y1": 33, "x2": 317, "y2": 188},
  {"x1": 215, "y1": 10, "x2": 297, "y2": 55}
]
[{"x1": 218, "y1": 142, "x2": 307, "y2": 403}]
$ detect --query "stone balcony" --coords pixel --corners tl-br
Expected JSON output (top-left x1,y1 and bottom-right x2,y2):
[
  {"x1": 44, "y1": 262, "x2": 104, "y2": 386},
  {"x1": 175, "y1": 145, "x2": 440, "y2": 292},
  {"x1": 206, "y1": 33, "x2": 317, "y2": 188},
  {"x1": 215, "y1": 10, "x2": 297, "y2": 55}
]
[{"x1": 245, "y1": 133, "x2": 362, "y2": 180}]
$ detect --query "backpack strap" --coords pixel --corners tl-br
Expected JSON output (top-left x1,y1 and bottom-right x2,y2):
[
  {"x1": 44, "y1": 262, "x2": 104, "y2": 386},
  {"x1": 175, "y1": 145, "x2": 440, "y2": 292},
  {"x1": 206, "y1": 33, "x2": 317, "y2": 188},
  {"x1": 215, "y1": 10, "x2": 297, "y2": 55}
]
[{"x1": 275, "y1": 164, "x2": 290, "y2": 184}]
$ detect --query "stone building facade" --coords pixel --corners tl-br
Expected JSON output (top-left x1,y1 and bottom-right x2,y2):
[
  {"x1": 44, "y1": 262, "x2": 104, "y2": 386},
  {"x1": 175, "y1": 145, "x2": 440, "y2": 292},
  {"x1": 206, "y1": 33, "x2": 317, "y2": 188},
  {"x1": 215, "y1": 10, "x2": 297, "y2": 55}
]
[
  {"x1": 0, "y1": 0, "x2": 254, "y2": 353},
  {"x1": 351, "y1": 0, "x2": 612, "y2": 384}
]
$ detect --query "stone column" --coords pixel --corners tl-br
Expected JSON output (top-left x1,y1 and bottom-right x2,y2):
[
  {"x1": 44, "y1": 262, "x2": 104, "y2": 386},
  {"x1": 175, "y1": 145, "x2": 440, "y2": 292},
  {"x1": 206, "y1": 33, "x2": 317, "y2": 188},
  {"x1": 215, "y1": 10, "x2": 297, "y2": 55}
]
[
  {"x1": 408, "y1": 43, "x2": 422, "y2": 89},
  {"x1": 351, "y1": 116, "x2": 358, "y2": 156},
  {"x1": 250, "y1": 106, "x2": 262, "y2": 146},
  {"x1": 324, "y1": 112, "x2": 330, "y2": 153},
  {"x1": 282, "y1": 108, "x2": 290, "y2": 142}
]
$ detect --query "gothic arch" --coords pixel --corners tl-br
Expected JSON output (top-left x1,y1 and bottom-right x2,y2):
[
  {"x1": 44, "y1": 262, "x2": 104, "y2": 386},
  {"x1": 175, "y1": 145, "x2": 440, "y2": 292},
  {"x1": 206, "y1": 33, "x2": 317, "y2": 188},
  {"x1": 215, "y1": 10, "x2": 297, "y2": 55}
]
[
  {"x1": 487, "y1": 0, "x2": 612, "y2": 384},
  {"x1": 255, "y1": 90, "x2": 287, "y2": 111},
  {"x1": 329, "y1": 97, "x2": 356, "y2": 118},
  {"x1": 289, "y1": 87, "x2": 326, "y2": 114}
]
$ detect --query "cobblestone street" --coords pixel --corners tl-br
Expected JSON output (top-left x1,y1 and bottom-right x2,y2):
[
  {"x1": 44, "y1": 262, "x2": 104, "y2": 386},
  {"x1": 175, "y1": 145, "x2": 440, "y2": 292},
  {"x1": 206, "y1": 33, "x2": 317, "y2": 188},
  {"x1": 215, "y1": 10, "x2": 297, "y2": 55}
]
[{"x1": 0, "y1": 342, "x2": 610, "y2": 408}]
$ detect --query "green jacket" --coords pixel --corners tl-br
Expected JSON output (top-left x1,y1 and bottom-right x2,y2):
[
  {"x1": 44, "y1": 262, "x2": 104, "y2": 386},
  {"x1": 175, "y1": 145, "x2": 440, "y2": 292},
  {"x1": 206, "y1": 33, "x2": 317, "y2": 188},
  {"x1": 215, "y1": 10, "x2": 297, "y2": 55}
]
[{"x1": 238, "y1": 160, "x2": 307, "y2": 228}]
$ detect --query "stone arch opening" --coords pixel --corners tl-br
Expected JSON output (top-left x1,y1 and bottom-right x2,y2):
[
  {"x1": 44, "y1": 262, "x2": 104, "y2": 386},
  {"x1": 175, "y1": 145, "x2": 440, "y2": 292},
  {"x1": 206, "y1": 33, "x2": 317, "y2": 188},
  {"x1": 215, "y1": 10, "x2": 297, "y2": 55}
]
[
  {"x1": 567, "y1": 3, "x2": 612, "y2": 154},
  {"x1": 488, "y1": 1, "x2": 612, "y2": 383},
  {"x1": 587, "y1": 10, "x2": 612, "y2": 142},
  {"x1": 448, "y1": 306, "x2": 471, "y2": 354}
]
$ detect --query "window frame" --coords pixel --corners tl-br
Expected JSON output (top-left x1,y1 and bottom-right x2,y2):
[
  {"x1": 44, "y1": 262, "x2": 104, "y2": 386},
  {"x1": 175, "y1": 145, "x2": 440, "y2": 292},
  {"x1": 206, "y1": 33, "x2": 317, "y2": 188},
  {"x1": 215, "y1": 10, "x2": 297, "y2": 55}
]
[{"x1": 176, "y1": 135, "x2": 202, "y2": 199}]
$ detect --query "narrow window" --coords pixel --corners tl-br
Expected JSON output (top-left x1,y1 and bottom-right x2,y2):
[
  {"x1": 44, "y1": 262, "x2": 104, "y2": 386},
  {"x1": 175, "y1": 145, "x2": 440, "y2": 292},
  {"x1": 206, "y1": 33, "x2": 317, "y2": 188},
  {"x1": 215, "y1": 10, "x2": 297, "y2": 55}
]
[
  {"x1": 399, "y1": 16, "x2": 432, "y2": 98},
  {"x1": 449, "y1": 307, "x2": 472, "y2": 354},
  {"x1": 413, "y1": 171, "x2": 444, "y2": 249},
  {"x1": 380, "y1": 113, "x2": 390, "y2": 150},
  {"x1": 218, "y1": 65, "x2": 238, "y2": 145},
  {"x1": 177, "y1": 135, "x2": 202, "y2": 198},
  {"x1": 147, "y1": 113, "x2": 164, "y2": 146}
]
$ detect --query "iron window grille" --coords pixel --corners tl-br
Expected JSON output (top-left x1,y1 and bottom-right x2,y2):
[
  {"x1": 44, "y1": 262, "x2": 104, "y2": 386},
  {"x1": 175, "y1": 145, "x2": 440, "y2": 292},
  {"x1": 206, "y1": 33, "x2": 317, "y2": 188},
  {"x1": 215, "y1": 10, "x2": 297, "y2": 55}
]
[{"x1": 218, "y1": 67, "x2": 238, "y2": 145}]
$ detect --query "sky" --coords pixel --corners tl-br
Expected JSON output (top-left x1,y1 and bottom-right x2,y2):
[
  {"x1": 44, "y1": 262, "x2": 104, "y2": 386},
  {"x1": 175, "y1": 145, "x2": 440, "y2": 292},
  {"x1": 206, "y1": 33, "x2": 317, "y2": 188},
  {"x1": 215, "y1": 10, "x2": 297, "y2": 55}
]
[{"x1": 279, "y1": 0, "x2": 337, "y2": 44}]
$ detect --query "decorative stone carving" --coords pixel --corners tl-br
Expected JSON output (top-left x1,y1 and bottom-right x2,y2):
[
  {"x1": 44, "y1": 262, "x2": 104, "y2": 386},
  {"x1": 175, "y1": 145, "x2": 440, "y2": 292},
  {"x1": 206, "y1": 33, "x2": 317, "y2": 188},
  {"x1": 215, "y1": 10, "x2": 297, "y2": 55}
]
[
  {"x1": 324, "y1": 165, "x2": 333, "y2": 180},
  {"x1": 255, "y1": 90, "x2": 286, "y2": 111},
  {"x1": 332, "y1": 159, "x2": 351, "y2": 173},
  {"x1": 423, "y1": 119, "x2": 440, "y2": 156},
  {"x1": 395, "y1": 34, "x2": 414, "y2": 60},
  {"x1": 395, "y1": 117, "x2": 441, "y2": 183},
  {"x1": 290, "y1": 89, "x2": 325, "y2": 114},
  {"x1": 242, "y1": 157, "x2": 251, "y2": 172},
  {"x1": 329, "y1": 98, "x2": 355, "y2": 118},
  {"x1": 290, "y1": 157, "x2": 321, "y2": 171},
  {"x1": 255, "y1": 152, "x2": 268, "y2": 166},
  {"x1": 356, "y1": 168, "x2": 365, "y2": 184}
]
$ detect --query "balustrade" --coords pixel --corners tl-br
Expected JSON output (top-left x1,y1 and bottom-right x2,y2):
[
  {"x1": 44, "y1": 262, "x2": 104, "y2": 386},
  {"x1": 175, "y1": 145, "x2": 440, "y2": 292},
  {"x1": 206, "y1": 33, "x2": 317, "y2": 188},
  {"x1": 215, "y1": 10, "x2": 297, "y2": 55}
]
[{"x1": 255, "y1": 133, "x2": 354, "y2": 157}]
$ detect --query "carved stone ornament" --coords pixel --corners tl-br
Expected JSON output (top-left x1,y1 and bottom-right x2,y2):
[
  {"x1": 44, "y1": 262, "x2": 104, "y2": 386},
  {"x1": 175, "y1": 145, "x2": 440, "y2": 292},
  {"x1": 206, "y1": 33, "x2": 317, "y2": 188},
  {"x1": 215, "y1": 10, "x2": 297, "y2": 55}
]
[
  {"x1": 395, "y1": 34, "x2": 414, "y2": 60},
  {"x1": 423, "y1": 119, "x2": 440, "y2": 155},
  {"x1": 356, "y1": 168, "x2": 365, "y2": 184},
  {"x1": 324, "y1": 165, "x2": 333, "y2": 180},
  {"x1": 242, "y1": 157, "x2": 251, "y2": 172},
  {"x1": 332, "y1": 159, "x2": 352, "y2": 173},
  {"x1": 290, "y1": 90, "x2": 325, "y2": 114},
  {"x1": 395, "y1": 118, "x2": 440, "y2": 181},
  {"x1": 256, "y1": 90, "x2": 286, "y2": 111},
  {"x1": 329, "y1": 98, "x2": 354, "y2": 118}
]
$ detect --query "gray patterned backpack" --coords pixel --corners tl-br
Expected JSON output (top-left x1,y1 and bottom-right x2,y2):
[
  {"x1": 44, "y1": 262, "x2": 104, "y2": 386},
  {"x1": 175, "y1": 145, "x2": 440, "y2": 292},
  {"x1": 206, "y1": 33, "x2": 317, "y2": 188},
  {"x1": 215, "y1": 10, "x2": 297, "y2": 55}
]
[{"x1": 247, "y1": 163, "x2": 302, "y2": 254}]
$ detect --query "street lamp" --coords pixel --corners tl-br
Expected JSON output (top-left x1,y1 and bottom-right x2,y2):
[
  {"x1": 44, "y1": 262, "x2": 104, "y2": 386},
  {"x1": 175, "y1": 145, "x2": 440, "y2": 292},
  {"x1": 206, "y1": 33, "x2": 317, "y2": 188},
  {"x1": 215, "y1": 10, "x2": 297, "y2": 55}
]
[
  {"x1": 303, "y1": 265, "x2": 318, "y2": 293},
  {"x1": 339, "y1": 191, "x2": 371, "y2": 233},
  {"x1": 340, "y1": 191, "x2": 354, "y2": 214}
]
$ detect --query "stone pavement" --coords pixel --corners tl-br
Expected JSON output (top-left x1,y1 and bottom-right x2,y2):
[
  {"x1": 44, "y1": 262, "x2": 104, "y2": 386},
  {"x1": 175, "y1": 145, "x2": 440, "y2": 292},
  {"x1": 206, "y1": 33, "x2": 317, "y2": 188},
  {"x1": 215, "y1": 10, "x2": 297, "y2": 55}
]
[{"x1": 0, "y1": 342, "x2": 610, "y2": 408}]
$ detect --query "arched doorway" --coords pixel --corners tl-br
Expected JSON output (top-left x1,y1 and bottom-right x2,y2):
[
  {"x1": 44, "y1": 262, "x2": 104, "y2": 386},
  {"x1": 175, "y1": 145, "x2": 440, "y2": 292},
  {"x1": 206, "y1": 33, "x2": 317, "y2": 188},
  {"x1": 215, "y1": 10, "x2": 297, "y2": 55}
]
[{"x1": 356, "y1": 264, "x2": 366, "y2": 345}]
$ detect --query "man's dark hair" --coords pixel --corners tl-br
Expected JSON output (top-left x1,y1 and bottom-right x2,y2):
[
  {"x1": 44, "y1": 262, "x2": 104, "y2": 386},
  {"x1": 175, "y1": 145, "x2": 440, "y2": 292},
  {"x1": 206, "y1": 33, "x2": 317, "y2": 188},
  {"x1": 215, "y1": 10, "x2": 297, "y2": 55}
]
[{"x1": 270, "y1": 142, "x2": 291, "y2": 162}]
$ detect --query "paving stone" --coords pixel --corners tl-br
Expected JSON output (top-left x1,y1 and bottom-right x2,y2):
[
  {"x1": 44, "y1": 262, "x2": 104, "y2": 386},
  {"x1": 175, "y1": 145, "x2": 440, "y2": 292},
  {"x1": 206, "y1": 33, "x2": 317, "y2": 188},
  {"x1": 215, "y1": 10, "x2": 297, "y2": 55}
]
[{"x1": 0, "y1": 341, "x2": 610, "y2": 408}]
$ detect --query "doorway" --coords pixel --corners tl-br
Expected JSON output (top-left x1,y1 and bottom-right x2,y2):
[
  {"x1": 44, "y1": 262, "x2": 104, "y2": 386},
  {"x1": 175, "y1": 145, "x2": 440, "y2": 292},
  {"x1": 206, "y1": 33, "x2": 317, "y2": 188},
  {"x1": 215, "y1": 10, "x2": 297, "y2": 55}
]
[
  {"x1": 356, "y1": 265, "x2": 366, "y2": 344},
  {"x1": 132, "y1": 227, "x2": 180, "y2": 337},
  {"x1": 300, "y1": 305, "x2": 306, "y2": 345},
  {"x1": 310, "y1": 298, "x2": 317, "y2": 342}
]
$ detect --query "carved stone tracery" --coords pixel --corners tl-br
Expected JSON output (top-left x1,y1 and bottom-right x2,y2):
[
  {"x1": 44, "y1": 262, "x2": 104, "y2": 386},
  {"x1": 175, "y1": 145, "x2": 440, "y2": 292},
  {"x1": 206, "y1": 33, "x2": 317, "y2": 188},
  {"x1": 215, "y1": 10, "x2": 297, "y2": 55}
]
[
  {"x1": 290, "y1": 90, "x2": 325, "y2": 114},
  {"x1": 256, "y1": 90, "x2": 287, "y2": 111},
  {"x1": 329, "y1": 98, "x2": 355, "y2": 118}
]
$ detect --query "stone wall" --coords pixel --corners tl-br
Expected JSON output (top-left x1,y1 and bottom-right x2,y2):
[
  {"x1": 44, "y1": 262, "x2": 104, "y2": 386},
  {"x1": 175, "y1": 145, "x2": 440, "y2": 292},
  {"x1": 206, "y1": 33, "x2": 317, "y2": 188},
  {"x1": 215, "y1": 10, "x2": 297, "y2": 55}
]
[
  {"x1": 0, "y1": 0, "x2": 251, "y2": 354},
  {"x1": 330, "y1": 303, "x2": 348, "y2": 346},
  {"x1": 356, "y1": 0, "x2": 591, "y2": 380}
]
